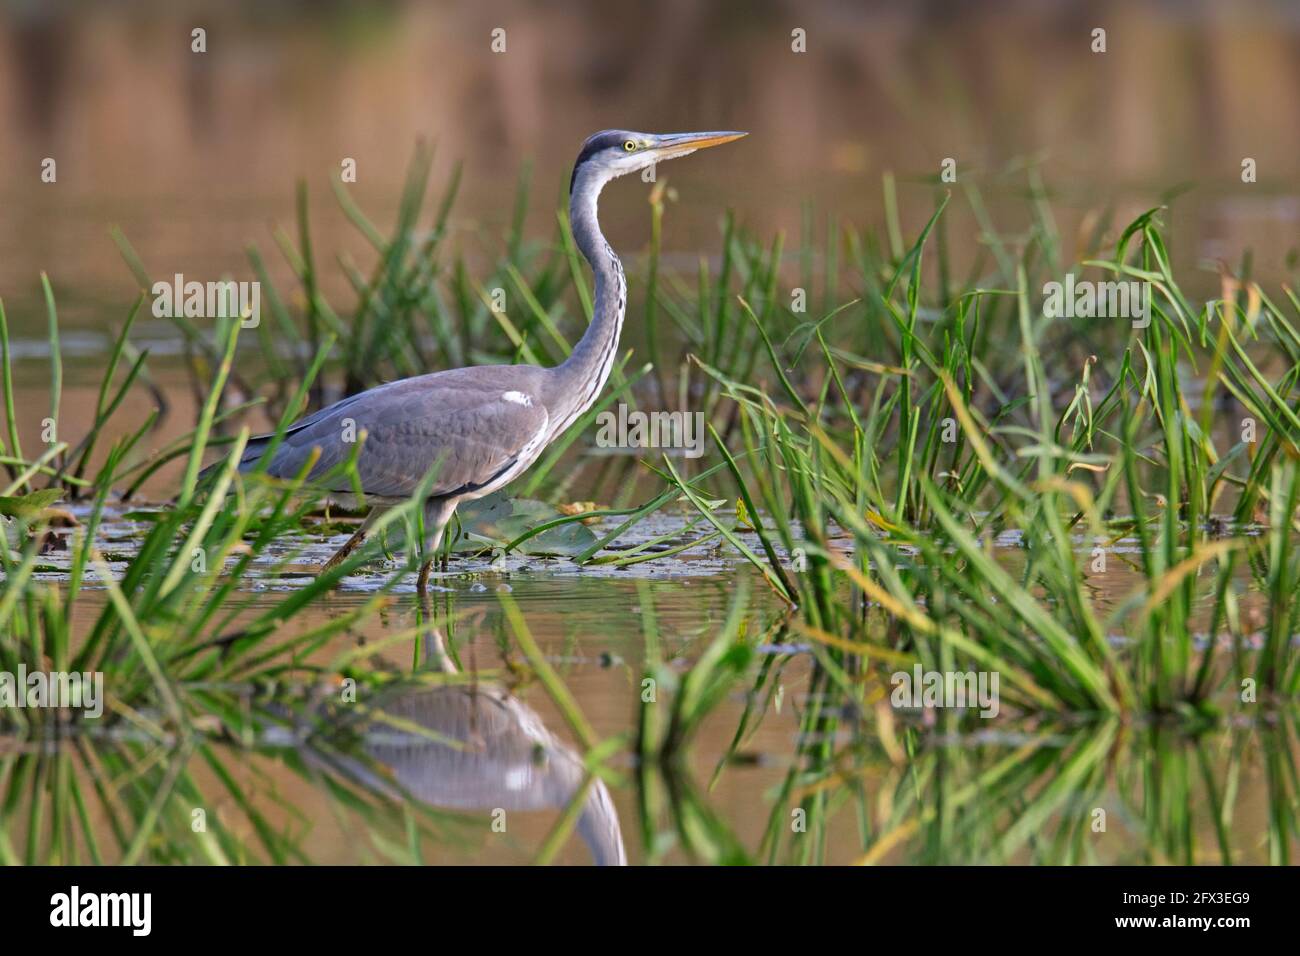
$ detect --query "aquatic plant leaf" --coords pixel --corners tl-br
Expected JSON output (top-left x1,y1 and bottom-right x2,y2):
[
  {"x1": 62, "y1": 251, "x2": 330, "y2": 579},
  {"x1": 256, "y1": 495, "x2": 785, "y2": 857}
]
[
  {"x1": 455, "y1": 492, "x2": 597, "y2": 556},
  {"x1": 0, "y1": 488, "x2": 64, "y2": 519}
]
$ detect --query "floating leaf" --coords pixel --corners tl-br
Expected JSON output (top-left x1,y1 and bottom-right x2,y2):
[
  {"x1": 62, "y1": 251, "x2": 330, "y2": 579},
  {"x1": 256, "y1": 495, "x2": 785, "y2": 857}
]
[
  {"x1": 0, "y1": 488, "x2": 65, "y2": 520},
  {"x1": 455, "y1": 492, "x2": 597, "y2": 556}
]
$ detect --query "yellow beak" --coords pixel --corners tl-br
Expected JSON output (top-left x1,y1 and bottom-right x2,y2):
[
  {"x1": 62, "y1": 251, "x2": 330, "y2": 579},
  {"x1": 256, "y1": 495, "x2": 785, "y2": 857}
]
[{"x1": 651, "y1": 131, "x2": 748, "y2": 159}]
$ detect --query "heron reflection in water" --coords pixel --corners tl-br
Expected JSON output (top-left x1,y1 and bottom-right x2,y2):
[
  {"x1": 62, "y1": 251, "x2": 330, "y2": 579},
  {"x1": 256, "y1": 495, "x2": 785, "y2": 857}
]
[{"x1": 326, "y1": 626, "x2": 626, "y2": 866}]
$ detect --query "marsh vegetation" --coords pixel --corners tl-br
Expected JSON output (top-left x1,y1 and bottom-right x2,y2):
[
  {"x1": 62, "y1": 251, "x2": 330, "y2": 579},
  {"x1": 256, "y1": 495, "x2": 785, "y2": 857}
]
[{"x1": 0, "y1": 141, "x2": 1298, "y2": 864}]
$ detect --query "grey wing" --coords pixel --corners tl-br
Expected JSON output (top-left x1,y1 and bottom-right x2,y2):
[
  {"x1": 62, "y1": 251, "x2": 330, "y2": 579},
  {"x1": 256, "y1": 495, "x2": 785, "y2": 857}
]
[{"x1": 241, "y1": 377, "x2": 549, "y2": 499}]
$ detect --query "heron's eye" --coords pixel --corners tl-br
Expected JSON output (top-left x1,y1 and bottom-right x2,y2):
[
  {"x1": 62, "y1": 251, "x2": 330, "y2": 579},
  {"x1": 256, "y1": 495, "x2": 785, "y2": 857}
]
[{"x1": 623, "y1": 140, "x2": 637, "y2": 152}]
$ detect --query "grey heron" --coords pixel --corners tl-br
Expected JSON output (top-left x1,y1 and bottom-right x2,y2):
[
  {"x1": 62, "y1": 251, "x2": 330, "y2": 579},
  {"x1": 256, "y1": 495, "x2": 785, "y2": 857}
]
[
  {"x1": 339, "y1": 627, "x2": 627, "y2": 865},
  {"x1": 225, "y1": 129, "x2": 746, "y2": 589}
]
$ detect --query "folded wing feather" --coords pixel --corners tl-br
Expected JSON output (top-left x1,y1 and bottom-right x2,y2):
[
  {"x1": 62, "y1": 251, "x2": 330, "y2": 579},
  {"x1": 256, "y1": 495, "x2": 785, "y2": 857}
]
[{"x1": 235, "y1": 367, "x2": 551, "y2": 500}]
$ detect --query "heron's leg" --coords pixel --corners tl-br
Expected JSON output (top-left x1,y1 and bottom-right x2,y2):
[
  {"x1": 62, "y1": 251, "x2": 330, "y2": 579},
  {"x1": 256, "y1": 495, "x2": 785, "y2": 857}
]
[
  {"x1": 322, "y1": 508, "x2": 381, "y2": 572},
  {"x1": 416, "y1": 498, "x2": 458, "y2": 593},
  {"x1": 420, "y1": 627, "x2": 458, "y2": 675}
]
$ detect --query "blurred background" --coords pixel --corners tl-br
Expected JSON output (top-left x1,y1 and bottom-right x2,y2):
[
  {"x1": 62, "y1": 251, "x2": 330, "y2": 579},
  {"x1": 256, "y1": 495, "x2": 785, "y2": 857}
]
[{"x1": 1, "y1": 0, "x2": 1298, "y2": 332}]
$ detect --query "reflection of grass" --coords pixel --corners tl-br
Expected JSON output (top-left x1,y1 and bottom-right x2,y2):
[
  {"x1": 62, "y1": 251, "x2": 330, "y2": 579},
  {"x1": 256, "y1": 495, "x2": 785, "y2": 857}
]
[
  {"x1": 840, "y1": 716, "x2": 1297, "y2": 865},
  {"x1": 1, "y1": 153, "x2": 1298, "y2": 863},
  {"x1": 628, "y1": 590, "x2": 1297, "y2": 865}
]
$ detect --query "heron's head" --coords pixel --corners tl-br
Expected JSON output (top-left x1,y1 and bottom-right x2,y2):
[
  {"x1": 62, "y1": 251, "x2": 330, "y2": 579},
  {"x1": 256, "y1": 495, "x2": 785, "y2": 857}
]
[{"x1": 570, "y1": 129, "x2": 747, "y2": 194}]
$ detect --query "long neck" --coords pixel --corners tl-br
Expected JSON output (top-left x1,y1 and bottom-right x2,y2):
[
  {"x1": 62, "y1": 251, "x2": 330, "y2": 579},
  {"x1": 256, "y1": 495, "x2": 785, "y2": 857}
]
[{"x1": 550, "y1": 170, "x2": 626, "y2": 428}]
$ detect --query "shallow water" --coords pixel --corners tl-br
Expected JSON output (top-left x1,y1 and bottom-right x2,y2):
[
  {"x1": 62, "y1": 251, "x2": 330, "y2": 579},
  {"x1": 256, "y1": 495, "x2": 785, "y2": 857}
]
[{"x1": 6, "y1": 495, "x2": 1297, "y2": 865}]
